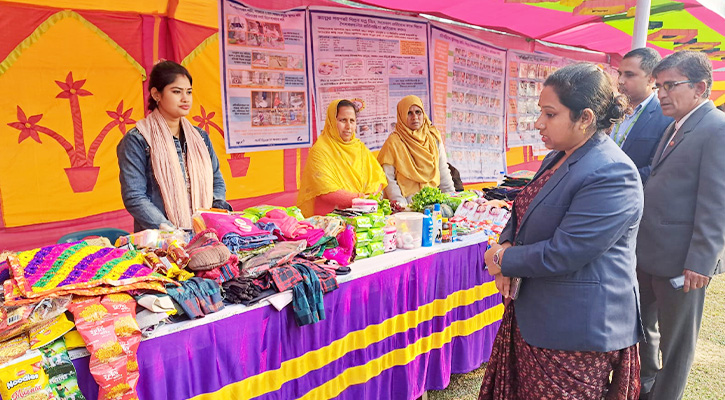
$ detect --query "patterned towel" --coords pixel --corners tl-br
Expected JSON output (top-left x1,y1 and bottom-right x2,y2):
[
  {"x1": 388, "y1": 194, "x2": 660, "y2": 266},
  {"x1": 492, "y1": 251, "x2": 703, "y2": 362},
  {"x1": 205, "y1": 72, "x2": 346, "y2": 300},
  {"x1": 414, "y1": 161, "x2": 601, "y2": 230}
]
[{"x1": 4, "y1": 240, "x2": 173, "y2": 306}]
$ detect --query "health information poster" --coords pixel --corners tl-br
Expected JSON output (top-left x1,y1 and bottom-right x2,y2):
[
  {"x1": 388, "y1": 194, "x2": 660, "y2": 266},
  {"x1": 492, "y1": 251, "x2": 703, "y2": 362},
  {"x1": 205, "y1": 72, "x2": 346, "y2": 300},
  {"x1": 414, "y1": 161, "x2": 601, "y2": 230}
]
[
  {"x1": 309, "y1": 8, "x2": 430, "y2": 151},
  {"x1": 220, "y1": 1, "x2": 311, "y2": 152},
  {"x1": 430, "y1": 25, "x2": 507, "y2": 182}
]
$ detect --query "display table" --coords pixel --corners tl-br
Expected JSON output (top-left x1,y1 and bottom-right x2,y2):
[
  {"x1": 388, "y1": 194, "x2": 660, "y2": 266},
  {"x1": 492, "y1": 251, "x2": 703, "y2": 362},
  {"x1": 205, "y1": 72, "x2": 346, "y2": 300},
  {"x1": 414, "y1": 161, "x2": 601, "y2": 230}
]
[{"x1": 72, "y1": 235, "x2": 504, "y2": 400}]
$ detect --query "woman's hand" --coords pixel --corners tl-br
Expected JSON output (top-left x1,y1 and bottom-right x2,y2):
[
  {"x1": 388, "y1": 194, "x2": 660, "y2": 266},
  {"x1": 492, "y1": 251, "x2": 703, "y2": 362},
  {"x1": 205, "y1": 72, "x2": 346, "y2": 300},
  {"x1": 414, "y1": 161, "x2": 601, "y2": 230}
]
[
  {"x1": 484, "y1": 242, "x2": 512, "y2": 276},
  {"x1": 494, "y1": 273, "x2": 511, "y2": 298}
]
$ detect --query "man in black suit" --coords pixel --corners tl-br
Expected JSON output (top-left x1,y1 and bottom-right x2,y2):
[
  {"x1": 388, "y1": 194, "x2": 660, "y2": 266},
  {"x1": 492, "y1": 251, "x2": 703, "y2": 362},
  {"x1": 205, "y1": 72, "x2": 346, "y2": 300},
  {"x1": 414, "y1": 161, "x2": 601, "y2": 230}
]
[{"x1": 613, "y1": 47, "x2": 673, "y2": 184}]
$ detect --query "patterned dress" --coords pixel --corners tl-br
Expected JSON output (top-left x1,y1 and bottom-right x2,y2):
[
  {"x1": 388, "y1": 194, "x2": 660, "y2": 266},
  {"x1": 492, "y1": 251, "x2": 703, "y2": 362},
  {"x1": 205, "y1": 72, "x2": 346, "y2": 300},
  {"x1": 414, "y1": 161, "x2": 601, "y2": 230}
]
[{"x1": 479, "y1": 168, "x2": 640, "y2": 400}]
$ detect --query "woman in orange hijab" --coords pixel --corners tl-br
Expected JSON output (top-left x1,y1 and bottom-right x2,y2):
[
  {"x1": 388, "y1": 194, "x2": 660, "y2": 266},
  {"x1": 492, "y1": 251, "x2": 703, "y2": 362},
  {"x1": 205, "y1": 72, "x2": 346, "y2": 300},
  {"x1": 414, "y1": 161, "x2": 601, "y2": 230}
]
[
  {"x1": 298, "y1": 100, "x2": 387, "y2": 217},
  {"x1": 377, "y1": 95, "x2": 455, "y2": 205}
]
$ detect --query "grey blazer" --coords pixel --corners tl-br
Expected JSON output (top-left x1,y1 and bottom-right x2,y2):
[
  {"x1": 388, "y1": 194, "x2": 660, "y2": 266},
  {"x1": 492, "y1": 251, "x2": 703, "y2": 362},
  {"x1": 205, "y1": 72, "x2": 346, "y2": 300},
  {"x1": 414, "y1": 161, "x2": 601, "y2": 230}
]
[
  {"x1": 499, "y1": 132, "x2": 644, "y2": 352},
  {"x1": 637, "y1": 101, "x2": 725, "y2": 278}
]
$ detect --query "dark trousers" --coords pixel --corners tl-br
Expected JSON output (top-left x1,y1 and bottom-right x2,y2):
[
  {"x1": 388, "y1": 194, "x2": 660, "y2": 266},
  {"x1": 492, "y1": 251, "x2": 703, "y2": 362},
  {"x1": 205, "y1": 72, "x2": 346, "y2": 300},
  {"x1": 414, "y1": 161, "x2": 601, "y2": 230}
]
[{"x1": 637, "y1": 269, "x2": 707, "y2": 400}]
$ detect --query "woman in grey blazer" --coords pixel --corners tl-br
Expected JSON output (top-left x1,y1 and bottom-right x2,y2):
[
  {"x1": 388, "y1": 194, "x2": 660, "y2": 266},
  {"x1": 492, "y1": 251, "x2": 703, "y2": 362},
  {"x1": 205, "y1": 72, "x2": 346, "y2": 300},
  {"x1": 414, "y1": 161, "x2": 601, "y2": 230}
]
[{"x1": 480, "y1": 63, "x2": 644, "y2": 400}]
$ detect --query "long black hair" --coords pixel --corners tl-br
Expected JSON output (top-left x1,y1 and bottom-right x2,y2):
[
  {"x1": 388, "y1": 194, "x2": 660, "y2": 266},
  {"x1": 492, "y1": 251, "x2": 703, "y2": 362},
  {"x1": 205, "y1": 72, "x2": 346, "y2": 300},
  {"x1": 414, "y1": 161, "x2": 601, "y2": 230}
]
[
  {"x1": 545, "y1": 63, "x2": 629, "y2": 131},
  {"x1": 147, "y1": 61, "x2": 193, "y2": 111}
]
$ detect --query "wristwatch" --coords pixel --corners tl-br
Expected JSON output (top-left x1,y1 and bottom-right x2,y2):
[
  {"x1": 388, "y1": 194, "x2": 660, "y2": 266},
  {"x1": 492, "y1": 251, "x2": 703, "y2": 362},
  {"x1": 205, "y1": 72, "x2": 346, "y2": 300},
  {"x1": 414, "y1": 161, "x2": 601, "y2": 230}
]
[{"x1": 492, "y1": 248, "x2": 504, "y2": 268}]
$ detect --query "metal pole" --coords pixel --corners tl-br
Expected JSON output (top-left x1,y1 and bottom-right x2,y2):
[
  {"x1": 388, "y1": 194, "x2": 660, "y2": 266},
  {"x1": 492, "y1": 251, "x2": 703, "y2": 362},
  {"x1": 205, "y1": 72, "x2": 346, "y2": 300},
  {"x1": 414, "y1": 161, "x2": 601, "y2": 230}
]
[{"x1": 631, "y1": 0, "x2": 653, "y2": 49}]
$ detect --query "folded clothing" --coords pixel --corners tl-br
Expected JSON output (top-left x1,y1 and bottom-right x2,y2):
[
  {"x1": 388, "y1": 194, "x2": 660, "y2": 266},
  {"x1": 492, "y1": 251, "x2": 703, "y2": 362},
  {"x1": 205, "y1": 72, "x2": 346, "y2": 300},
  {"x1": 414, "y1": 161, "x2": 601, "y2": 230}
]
[
  {"x1": 165, "y1": 278, "x2": 224, "y2": 319},
  {"x1": 222, "y1": 277, "x2": 263, "y2": 304},
  {"x1": 200, "y1": 213, "x2": 270, "y2": 239},
  {"x1": 259, "y1": 209, "x2": 325, "y2": 246},
  {"x1": 222, "y1": 232, "x2": 277, "y2": 253},
  {"x1": 269, "y1": 258, "x2": 338, "y2": 294},
  {"x1": 241, "y1": 241, "x2": 306, "y2": 278}
]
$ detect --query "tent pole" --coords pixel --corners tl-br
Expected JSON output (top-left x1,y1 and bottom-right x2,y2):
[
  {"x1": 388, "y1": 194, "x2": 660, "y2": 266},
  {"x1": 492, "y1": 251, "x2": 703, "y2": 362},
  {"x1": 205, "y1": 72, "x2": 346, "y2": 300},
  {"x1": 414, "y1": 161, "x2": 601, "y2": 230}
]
[{"x1": 631, "y1": 0, "x2": 652, "y2": 49}]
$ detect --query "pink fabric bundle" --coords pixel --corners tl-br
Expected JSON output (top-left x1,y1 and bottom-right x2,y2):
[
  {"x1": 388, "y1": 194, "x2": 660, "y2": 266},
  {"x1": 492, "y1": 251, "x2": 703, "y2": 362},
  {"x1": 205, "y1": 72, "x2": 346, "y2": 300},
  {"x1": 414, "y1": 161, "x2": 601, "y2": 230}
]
[
  {"x1": 259, "y1": 209, "x2": 312, "y2": 238},
  {"x1": 201, "y1": 213, "x2": 270, "y2": 239},
  {"x1": 259, "y1": 209, "x2": 325, "y2": 246},
  {"x1": 323, "y1": 224, "x2": 356, "y2": 266}
]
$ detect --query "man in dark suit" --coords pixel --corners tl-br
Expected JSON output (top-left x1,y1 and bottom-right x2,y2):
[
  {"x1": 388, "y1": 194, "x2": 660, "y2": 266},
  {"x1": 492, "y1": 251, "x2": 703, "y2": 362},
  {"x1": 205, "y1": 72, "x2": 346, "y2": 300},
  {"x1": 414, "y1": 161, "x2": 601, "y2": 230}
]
[
  {"x1": 613, "y1": 47, "x2": 672, "y2": 184},
  {"x1": 637, "y1": 51, "x2": 725, "y2": 400}
]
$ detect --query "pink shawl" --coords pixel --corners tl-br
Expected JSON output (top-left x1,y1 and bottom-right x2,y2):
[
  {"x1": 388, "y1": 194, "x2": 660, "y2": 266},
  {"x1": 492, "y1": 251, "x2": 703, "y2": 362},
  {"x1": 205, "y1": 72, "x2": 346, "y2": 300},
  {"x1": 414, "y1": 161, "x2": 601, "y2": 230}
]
[{"x1": 136, "y1": 109, "x2": 213, "y2": 229}]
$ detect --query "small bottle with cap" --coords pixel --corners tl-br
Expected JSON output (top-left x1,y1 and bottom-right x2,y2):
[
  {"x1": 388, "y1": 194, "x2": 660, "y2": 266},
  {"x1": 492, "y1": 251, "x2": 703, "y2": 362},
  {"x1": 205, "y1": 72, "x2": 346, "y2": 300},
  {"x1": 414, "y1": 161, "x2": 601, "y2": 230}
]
[{"x1": 441, "y1": 218, "x2": 451, "y2": 243}]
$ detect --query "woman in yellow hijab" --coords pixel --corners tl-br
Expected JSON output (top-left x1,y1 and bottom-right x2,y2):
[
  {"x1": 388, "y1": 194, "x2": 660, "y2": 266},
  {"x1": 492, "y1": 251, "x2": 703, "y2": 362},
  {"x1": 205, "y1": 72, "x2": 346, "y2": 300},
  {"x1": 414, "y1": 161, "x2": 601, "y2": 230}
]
[
  {"x1": 298, "y1": 100, "x2": 387, "y2": 217},
  {"x1": 377, "y1": 95, "x2": 455, "y2": 205}
]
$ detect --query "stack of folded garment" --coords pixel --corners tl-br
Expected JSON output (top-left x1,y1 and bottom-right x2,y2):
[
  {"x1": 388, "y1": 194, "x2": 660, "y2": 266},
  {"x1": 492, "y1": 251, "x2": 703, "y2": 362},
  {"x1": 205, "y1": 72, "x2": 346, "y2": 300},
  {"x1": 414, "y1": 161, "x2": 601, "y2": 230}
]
[
  {"x1": 199, "y1": 212, "x2": 277, "y2": 253},
  {"x1": 3, "y1": 240, "x2": 173, "y2": 306},
  {"x1": 267, "y1": 258, "x2": 338, "y2": 326},
  {"x1": 221, "y1": 277, "x2": 264, "y2": 304},
  {"x1": 164, "y1": 278, "x2": 224, "y2": 320},
  {"x1": 482, "y1": 186, "x2": 522, "y2": 201},
  {"x1": 259, "y1": 209, "x2": 325, "y2": 247}
]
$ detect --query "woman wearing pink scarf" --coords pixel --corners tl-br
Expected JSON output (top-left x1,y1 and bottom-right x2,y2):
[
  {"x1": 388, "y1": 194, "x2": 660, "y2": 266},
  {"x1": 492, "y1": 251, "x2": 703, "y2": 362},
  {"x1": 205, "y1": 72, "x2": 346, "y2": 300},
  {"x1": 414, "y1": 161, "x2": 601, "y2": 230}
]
[{"x1": 117, "y1": 61, "x2": 230, "y2": 231}]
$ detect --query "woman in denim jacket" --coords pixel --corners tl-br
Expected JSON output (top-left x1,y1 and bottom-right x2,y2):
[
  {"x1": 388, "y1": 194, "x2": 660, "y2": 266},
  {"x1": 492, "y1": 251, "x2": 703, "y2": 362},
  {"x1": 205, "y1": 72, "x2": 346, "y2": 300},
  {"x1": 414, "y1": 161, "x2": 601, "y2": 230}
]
[{"x1": 117, "y1": 61, "x2": 229, "y2": 232}]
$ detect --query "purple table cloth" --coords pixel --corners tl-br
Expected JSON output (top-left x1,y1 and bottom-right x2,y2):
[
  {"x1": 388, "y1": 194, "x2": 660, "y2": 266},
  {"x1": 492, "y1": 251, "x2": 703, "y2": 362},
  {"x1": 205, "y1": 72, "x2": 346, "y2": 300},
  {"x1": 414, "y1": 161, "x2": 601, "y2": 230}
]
[{"x1": 73, "y1": 241, "x2": 503, "y2": 400}]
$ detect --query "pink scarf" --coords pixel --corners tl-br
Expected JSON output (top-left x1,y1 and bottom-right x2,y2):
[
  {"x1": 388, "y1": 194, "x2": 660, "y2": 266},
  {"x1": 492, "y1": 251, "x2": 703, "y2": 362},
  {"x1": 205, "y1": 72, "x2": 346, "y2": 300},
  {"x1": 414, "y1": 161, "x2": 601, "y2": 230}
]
[{"x1": 136, "y1": 109, "x2": 213, "y2": 229}]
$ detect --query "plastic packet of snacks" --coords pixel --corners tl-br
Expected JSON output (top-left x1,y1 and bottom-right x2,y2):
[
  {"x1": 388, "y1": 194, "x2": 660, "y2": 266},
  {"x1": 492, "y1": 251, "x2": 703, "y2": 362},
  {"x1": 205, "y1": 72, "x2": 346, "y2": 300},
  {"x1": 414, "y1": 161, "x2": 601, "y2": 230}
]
[
  {"x1": 368, "y1": 212, "x2": 386, "y2": 228},
  {"x1": 101, "y1": 294, "x2": 141, "y2": 396},
  {"x1": 355, "y1": 246, "x2": 371, "y2": 260},
  {"x1": 0, "y1": 296, "x2": 72, "y2": 342},
  {"x1": 28, "y1": 313, "x2": 75, "y2": 350},
  {"x1": 68, "y1": 295, "x2": 139, "y2": 400},
  {"x1": 0, "y1": 349, "x2": 54, "y2": 400},
  {"x1": 40, "y1": 338, "x2": 86, "y2": 400},
  {"x1": 0, "y1": 334, "x2": 30, "y2": 366}
]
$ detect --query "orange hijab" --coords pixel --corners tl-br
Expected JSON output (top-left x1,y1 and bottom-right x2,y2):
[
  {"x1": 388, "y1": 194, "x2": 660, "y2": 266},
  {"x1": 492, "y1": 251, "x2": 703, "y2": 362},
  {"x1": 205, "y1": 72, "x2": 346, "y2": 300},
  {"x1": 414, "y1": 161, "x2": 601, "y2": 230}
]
[
  {"x1": 377, "y1": 95, "x2": 442, "y2": 197},
  {"x1": 297, "y1": 100, "x2": 386, "y2": 217}
]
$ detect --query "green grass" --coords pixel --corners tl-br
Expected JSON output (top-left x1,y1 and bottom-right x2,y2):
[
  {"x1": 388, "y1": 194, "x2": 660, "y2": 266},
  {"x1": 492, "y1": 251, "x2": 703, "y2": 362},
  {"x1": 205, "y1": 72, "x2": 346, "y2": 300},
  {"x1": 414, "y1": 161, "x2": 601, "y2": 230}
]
[{"x1": 429, "y1": 278, "x2": 725, "y2": 400}]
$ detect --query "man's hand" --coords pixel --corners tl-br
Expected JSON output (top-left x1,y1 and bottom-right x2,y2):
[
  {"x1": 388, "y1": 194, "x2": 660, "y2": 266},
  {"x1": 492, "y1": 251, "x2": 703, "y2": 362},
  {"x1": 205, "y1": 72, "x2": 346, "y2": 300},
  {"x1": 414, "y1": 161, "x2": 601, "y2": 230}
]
[{"x1": 683, "y1": 269, "x2": 710, "y2": 293}]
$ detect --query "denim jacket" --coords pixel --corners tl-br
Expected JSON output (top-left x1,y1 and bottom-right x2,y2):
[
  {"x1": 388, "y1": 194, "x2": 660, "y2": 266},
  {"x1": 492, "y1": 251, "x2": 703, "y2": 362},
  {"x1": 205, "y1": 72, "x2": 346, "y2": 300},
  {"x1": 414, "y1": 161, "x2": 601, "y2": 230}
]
[{"x1": 117, "y1": 125, "x2": 227, "y2": 231}]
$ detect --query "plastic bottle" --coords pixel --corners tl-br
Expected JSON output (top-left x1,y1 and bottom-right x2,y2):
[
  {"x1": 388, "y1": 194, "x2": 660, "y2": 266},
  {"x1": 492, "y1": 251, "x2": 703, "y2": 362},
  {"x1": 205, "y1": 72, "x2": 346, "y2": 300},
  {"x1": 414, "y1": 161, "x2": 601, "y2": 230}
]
[
  {"x1": 422, "y1": 210, "x2": 434, "y2": 247},
  {"x1": 442, "y1": 218, "x2": 451, "y2": 243},
  {"x1": 433, "y1": 204, "x2": 443, "y2": 244},
  {"x1": 451, "y1": 221, "x2": 458, "y2": 242},
  {"x1": 496, "y1": 171, "x2": 506, "y2": 187}
]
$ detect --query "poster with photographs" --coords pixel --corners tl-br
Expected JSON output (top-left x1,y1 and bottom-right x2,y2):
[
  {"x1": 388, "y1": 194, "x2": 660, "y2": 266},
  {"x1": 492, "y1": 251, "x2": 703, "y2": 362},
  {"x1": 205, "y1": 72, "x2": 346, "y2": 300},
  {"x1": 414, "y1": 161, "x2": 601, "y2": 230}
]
[
  {"x1": 309, "y1": 8, "x2": 430, "y2": 151},
  {"x1": 429, "y1": 25, "x2": 507, "y2": 182},
  {"x1": 505, "y1": 50, "x2": 568, "y2": 148},
  {"x1": 220, "y1": 1, "x2": 311, "y2": 152}
]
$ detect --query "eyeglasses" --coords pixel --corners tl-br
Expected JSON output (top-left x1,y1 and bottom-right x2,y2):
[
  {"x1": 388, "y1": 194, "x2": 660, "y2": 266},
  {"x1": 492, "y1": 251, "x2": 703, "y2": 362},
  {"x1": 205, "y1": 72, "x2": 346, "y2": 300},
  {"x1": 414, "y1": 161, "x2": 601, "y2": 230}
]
[{"x1": 655, "y1": 80, "x2": 693, "y2": 92}]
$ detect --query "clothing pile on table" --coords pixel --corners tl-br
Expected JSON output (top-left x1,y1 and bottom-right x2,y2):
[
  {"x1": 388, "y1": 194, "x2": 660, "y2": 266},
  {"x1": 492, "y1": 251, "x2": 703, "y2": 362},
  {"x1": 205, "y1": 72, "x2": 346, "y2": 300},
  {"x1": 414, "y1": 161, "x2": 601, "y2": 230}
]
[
  {"x1": 0, "y1": 204, "x2": 389, "y2": 399},
  {"x1": 482, "y1": 175, "x2": 533, "y2": 201}
]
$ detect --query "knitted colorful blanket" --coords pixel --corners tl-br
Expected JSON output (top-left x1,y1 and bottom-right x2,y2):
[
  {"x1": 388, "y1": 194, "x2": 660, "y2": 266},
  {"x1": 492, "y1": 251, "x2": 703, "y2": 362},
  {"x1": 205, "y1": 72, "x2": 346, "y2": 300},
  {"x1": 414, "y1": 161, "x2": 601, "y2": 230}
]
[{"x1": 4, "y1": 241, "x2": 173, "y2": 305}]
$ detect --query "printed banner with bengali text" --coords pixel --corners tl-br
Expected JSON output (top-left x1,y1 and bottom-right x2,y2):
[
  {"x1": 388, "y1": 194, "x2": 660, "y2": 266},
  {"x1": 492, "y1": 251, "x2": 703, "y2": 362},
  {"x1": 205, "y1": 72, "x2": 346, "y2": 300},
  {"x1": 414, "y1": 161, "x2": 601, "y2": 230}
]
[
  {"x1": 309, "y1": 8, "x2": 431, "y2": 151},
  {"x1": 220, "y1": 0, "x2": 312, "y2": 153},
  {"x1": 430, "y1": 25, "x2": 507, "y2": 182}
]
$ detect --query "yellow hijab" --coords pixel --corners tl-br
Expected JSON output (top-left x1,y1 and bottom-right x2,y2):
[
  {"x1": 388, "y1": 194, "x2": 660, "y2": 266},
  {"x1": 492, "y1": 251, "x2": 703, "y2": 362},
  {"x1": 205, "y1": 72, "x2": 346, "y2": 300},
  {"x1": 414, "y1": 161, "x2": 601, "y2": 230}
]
[
  {"x1": 377, "y1": 95, "x2": 442, "y2": 198},
  {"x1": 297, "y1": 100, "x2": 387, "y2": 217}
]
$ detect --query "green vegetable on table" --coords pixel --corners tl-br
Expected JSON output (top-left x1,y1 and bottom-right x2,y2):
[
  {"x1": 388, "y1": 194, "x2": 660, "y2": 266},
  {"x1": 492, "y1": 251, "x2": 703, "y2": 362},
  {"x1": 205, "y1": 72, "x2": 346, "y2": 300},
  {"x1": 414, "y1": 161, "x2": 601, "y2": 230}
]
[
  {"x1": 409, "y1": 187, "x2": 461, "y2": 212},
  {"x1": 366, "y1": 193, "x2": 392, "y2": 215}
]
